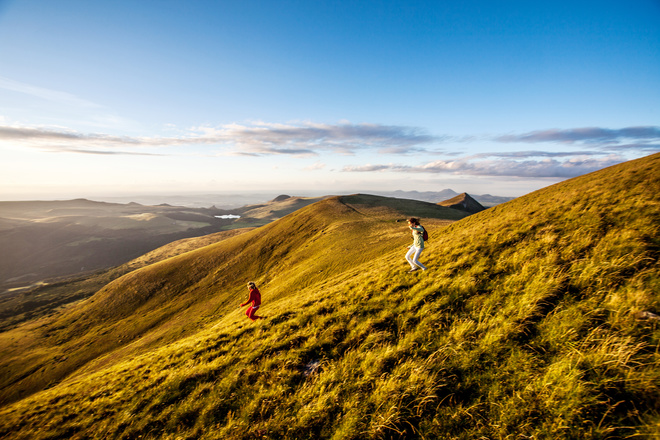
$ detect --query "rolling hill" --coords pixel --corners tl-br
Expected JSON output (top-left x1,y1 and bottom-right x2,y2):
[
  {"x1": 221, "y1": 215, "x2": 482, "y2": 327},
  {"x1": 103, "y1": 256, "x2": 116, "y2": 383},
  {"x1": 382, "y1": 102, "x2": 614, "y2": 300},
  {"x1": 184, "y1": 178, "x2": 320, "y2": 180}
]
[
  {"x1": 0, "y1": 153, "x2": 658, "y2": 439},
  {"x1": 0, "y1": 195, "x2": 326, "y2": 295}
]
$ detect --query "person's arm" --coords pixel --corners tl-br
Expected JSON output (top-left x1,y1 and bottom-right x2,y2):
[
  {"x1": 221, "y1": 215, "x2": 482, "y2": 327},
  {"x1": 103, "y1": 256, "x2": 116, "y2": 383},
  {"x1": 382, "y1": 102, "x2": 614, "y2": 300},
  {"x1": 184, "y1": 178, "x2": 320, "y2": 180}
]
[{"x1": 240, "y1": 289, "x2": 255, "y2": 307}]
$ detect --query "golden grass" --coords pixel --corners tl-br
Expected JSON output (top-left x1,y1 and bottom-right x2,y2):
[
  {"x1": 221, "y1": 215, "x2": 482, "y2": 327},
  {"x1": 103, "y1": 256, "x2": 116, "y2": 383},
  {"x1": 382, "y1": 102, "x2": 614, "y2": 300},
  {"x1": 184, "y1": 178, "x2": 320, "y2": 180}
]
[{"x1": 0, "y1": 154, "x2": 659, "y2": 439}]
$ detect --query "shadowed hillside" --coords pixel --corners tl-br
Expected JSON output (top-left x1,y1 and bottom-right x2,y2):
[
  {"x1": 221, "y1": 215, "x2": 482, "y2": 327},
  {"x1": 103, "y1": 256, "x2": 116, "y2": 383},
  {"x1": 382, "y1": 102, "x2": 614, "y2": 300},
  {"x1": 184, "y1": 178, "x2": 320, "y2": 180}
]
[
  {"x1": 0, "y1": 199, "x2": 234, "y2": 293},
  {"x1": 0, "y1": 154, "x2": 659, "y2": 439},
  {"x1": 0, "y1": 228, "x2": 254, "y2": 332}
]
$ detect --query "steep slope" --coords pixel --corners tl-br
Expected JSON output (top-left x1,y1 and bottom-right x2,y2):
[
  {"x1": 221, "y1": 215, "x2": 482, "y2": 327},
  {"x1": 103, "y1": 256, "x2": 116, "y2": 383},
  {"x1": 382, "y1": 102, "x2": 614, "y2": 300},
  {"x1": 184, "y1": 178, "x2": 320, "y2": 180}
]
[
  {"x1": 438, "y1": 192, "x2": 486, "y2": 214},
  {"x1": 0, "y1": 195, "x2": 466, "y2": 406},
  {"x1": 1, "y1": 154, "x2": 659, "y2": 439}
]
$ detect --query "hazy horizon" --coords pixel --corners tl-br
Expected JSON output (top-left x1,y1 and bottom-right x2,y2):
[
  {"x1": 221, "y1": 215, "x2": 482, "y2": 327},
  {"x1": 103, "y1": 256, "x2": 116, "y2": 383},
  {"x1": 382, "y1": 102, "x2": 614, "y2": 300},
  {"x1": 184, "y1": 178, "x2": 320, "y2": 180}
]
[{"x1": 0, "y1": 187, "x2": 506, "y2": 209}]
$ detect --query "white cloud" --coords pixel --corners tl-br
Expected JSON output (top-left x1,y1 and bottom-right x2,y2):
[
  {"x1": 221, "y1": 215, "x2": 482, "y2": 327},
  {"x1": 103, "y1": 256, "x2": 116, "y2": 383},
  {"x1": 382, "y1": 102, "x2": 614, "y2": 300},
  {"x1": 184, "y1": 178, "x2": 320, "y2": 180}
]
[
  {"x1": 2, "y1": 121, "x2": 657, "y2": 176},
  {"x1": 304, "y1": 161, "x2": 326, "y2": 171},
  {"x1": 0, "y1": 121, "x2": 441, "y2": 156},
  {"x1": 344, "y1": 155, "x2": 627, "y2": 178},
  {"x1": 495, "y1": 126, "x2": 660, "y2": 153}
]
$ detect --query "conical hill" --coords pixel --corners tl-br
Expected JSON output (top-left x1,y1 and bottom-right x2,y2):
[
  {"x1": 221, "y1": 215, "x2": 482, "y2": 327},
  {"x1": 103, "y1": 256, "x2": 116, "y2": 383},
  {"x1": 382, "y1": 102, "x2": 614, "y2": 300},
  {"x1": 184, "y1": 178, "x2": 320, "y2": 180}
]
[
  {"x1": 0, "y1": 154, "x2": 659, "y2": 439},
  {"x1": 438, "y1": 192, "x2": 486, "y2": 214}
]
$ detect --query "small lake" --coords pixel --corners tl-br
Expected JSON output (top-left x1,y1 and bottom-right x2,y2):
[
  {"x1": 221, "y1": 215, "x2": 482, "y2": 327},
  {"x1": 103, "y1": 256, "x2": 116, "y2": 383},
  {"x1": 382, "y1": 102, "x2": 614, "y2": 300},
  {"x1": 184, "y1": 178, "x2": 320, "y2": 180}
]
[{"x1": 215, "y1": 215, "x2": 241, "y2": 219}]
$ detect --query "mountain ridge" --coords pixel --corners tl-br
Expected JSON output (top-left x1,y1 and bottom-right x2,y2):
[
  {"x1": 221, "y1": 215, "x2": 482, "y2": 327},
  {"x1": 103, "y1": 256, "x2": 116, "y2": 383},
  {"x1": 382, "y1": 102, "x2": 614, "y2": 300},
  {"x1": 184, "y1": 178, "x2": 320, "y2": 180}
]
[{"x1": 378, "y1": 189, "x2": 514, "y2": 206}]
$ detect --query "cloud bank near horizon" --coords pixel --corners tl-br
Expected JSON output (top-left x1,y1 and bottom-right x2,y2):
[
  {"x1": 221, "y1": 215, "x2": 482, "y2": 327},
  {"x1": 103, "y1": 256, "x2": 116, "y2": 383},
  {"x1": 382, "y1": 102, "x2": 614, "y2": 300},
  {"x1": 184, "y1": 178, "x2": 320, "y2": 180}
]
[
  {"x1": 1, "y1": 122, "x2": 658, "y2": 179},
  {"x1": 342, "y1": 155, "x2": 626, "y2": 178},
  {"x1": 496, "y1": 126, "x2": 660, "y2": 145},
  {"x1": 0, "y1": 122, "x2": 441, "y2": 156}
]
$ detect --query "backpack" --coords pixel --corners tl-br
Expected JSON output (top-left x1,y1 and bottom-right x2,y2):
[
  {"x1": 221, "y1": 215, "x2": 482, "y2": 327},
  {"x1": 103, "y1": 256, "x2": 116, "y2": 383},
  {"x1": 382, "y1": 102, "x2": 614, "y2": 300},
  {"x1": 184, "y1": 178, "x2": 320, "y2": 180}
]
[{"x1": 422, "y1": 226, "x2": 429, "y2": 242}]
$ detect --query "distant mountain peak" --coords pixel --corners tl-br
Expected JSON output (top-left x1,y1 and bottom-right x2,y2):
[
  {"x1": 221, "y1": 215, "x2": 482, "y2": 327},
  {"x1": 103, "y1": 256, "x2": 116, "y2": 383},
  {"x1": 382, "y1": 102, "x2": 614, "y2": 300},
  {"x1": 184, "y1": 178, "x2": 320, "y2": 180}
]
[
  {"x1": 438, "y1": 192, "x2": 486, "y2": 214},
  {"x1": 272, "y1": 194, "x2": 293, "y2": 202}
]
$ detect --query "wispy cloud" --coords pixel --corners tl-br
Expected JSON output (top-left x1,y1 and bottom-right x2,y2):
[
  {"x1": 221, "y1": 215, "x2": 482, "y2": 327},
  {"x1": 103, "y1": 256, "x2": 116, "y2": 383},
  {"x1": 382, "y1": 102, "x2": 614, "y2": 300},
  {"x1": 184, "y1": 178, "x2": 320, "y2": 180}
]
[
  {"x1": 0, "y1": 126, "x2": 138, "y2": 143},
  {"x1": 194, "y1": 122, "x2": 440, "y2": 156},
  {"x1": 54, "y1": 148, "x2": 164, "y2": 156},
  {"x1": 344, "y1": 155, "x2": 627, "y2": 178},
  {"x1": 0, "y1": 125, "x2": 150, "y2": 156},
  {"x1": 495, "y1": 126, "x2": 660, "y2": 152},
  {"x1": 304, "y1": 161, "x2": 327, "y2": 171},
  {"x1": 2, "y1": 122, "x2": 658, "y2": 171},
  {"x1": 598, "y1": 142, "x2": 660, "y2": 152},
  {"x1": 470, "y1": 150, "x2": 606, "y2": 159},
  {"x1": 0, "y1": 76, "x2": 102, "y2": 109},
  {"x1": 0, "y1": 121, "x2": 441, "y2": 156}
]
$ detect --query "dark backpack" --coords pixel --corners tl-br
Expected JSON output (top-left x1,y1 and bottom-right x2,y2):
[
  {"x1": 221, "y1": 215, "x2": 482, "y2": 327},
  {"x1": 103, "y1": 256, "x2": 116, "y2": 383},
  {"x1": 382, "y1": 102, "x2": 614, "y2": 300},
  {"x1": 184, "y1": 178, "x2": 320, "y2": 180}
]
[{"x1": 422, "y1": 226, "x2": 429, "y2": 242}]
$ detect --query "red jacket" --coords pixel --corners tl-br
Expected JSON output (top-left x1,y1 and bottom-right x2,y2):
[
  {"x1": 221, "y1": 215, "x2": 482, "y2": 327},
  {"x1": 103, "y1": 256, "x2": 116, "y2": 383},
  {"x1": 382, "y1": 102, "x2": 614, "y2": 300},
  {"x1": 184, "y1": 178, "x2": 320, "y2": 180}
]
[{"x1": 241, "y1": 287, "x2": 261, "y2": 307}]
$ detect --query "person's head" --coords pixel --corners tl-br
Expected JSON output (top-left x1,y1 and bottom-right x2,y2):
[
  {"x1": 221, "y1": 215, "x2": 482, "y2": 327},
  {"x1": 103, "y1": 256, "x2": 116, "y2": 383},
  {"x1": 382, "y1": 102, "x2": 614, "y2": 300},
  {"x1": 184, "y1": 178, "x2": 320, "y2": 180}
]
[
  {"x1": 247, "y1": 281, "x2": 256, "y2": 290},
  {"x1": 407, "y1": 217, "x2": 419, "y2": 226}
]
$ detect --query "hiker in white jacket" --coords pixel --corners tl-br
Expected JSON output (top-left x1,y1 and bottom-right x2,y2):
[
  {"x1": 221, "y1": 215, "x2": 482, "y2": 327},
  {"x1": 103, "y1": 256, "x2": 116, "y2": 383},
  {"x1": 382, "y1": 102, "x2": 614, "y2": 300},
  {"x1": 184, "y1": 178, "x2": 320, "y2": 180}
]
[{"x1": 405, "y1": 217, "x2": 427, "y2": 272}]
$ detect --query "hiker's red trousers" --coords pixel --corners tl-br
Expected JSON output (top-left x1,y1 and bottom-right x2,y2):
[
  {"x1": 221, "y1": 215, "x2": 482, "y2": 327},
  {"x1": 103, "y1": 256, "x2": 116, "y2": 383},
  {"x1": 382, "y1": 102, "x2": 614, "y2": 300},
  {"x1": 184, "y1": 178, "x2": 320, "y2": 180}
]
[{"x1": 246, "y1": 305, "x2": 260, "y2": 321}]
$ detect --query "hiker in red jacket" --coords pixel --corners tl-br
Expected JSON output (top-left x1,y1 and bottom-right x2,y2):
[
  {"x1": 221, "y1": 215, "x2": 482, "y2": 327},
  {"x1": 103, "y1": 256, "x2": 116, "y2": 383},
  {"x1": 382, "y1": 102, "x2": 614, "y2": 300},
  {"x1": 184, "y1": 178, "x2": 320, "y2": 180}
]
[{"x1": 240, "y1": 281, "x2": 263, "y2": 321}]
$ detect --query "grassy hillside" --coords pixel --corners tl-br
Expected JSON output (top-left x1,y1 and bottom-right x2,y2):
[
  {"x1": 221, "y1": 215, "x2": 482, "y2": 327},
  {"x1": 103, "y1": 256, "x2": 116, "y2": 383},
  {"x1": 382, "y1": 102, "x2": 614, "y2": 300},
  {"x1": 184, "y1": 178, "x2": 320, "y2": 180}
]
[
  {"x1": 231, "y1": 195, "x2": 329, "y2": 227},
  {"x1": 0, "y1": 195, "x2": 331, "y2": 332},
  {"x1": 1, "y1": 154, "x2": 659, "y2": 439},
  {"x1": 0, "y1": 195, "x2": 466, "y2": 407},
  {"x1": 0, "y1": 195, "x2": 323, "y2": 294}
]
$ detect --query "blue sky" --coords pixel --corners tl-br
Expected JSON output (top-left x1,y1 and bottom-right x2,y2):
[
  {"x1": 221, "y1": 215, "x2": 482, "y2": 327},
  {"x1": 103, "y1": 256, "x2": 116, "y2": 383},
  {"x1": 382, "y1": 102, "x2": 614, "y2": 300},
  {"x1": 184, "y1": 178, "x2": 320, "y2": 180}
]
[{"x1": 0, "y1": 0, "x2": 658, "y2": 200}]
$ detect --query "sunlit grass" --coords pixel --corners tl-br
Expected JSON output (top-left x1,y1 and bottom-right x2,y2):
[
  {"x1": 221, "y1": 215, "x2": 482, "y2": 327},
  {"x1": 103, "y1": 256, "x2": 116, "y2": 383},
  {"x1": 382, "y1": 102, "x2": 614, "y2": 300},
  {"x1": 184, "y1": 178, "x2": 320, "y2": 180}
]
[{"x1": 0, "y1": 154, "x2": 659, "y2": 439}]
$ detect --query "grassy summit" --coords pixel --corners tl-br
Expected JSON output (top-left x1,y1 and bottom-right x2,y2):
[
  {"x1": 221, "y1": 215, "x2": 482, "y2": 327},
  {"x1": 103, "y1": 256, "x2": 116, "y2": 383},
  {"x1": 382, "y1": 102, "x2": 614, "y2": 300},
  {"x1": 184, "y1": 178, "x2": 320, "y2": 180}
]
[{"x1": 0, "y1": 153, "x2": 659, "y2": 439}]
